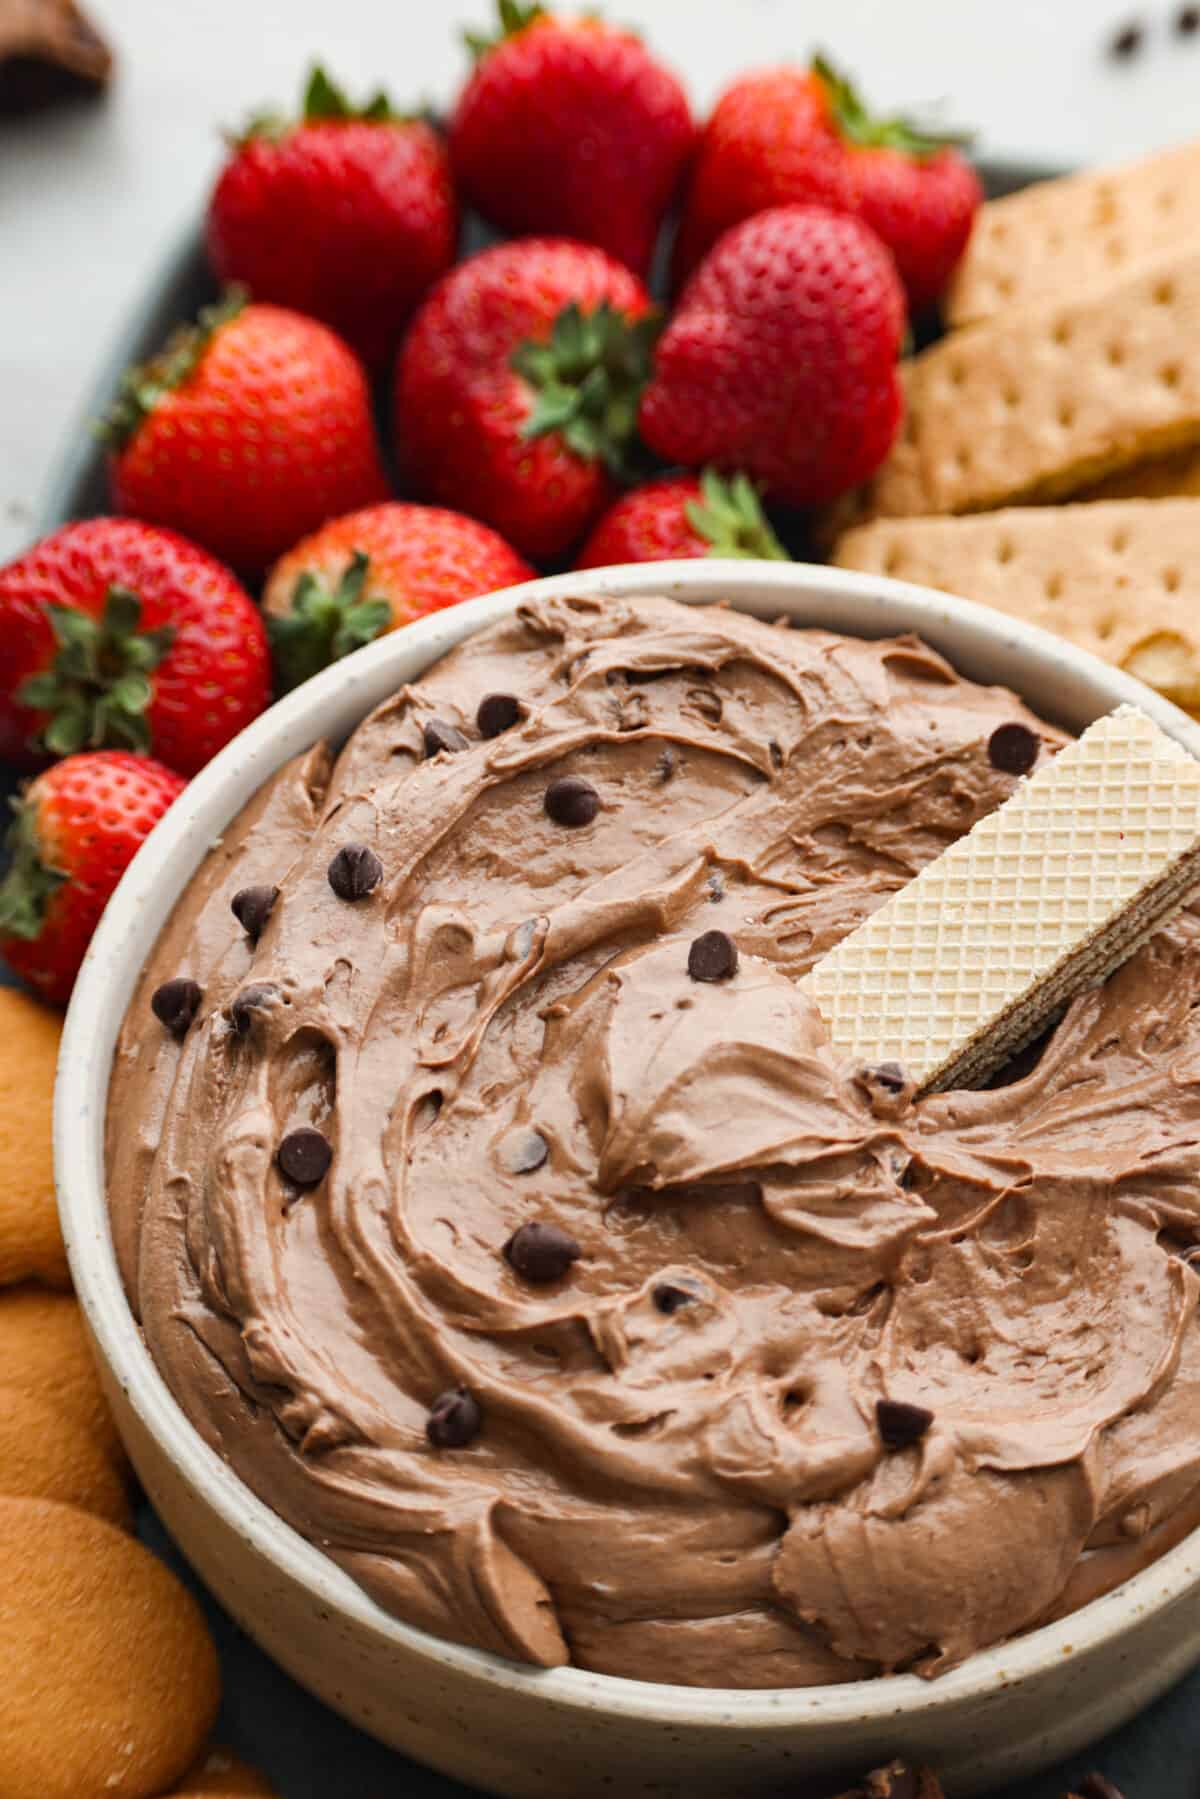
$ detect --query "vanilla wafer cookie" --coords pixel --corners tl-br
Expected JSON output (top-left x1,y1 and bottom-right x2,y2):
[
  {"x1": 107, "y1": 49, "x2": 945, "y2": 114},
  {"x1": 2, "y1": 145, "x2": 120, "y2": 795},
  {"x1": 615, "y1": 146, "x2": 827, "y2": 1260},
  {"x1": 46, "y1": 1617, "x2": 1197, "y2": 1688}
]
[
  {"x1": 834, "y1": 499, "x2": 1200, "y2": 708},
  {"x1": 806, "y1": 706, "x2": 1200, "y2": 1092},
  {"x1": 947, "y1": 140, "x2": 1200, "y2": 327},
  {"x1": 860, "y1": 247, "x2": 1200, "y2": 521}
]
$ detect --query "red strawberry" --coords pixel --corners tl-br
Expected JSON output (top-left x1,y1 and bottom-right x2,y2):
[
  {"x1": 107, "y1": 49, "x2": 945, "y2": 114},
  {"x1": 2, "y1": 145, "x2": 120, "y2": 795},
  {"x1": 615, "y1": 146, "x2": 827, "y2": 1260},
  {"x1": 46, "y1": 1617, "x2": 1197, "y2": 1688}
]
[
  {"x1": 575, "y1": 469, "x2": 787, "y2": 568},
  {"x1": 450, "y1": 3, "x2": 693, "y2": 278},
  {"x1": 106, "y1": 291, "x2": 389, "y2": 574},
  {"x1": 640, "y1": 206, "x2": 905, "y2": 509},
  {"x1": 207, "y1": 67, "x2": 458, "y2": 368},
  {"x1": 673, "y1": 57, "x2": 981, "y2": 311},
  {"x1": 263, "y1": 502, "x2": 534, "y2": 690},
  {"x1": 0, "y1": 518, "x2": 270, "y2": 776},
  {"x1": 394, "y1": 238, "x2": 656, "y2": 561},
  {"x1": 0, "y1": 751, "x2": 185, "y2": 1004}
]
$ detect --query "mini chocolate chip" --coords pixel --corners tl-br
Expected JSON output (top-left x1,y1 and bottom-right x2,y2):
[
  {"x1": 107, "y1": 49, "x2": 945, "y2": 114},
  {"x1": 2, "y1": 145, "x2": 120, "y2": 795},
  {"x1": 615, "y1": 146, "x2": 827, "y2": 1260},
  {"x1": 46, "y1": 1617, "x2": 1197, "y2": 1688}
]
[
  {"x1": 1077, "y1": 1777, "x2": 1125, "y2": 1799},
  {"x1": 876, "y1": 1398, "x2": 934, "y2": 1450},
  {"x1": 499, "y1": 1127, "x2": 548, "y2": 1175},
  {"x1": 653, "y1": 1282, "x2": 696, "y2": 1315},
  {"x1": 687, "y1": 929, "x2": 738, "y2": 983},
  {"x1": 1108, "y1": 19, "x2": 1144, "y2": 57},
  {"x1": 867, "y1": 1062, "x2": 907, "y2": 1094},
  {"x1": 987, "y1": 721, "x2": 1039, "y2": 776},
  {"x1": 277, "y1": 1127, "x2": 332, "y2": 1187},
  {"x1": 768, "y1": 739, "x2": 783, "y2": 770},
  {"x1": 544, "y1": 775, "x2": 600, "y2": 828},
  {"x1": 707, "y1": 871, "x2": 725, "y2": 904},
  {"x1": 231, "y1": 884, "x2": 278, "y2": 942},
  {"x1": 654, "y1": 746, "x2": 677, "y2": 784},
  {"x1": 151, "y1": 978, "x2": 201, "y2": 1040},
  {"x1": 423, "y1": 717, "x2": 469, "y2": 758},
  {"x1": 230, "y1": 982, "x2": 279, "y2": 1035},
  {"x1": 1178, "y1": 4, "x2": 1200, "y2": 32},
  {"x1": 477, "y1": 692, "x2": 521, "y2": 738},
  {"x1": 327, "y1": 843, "x2": 383, "y2": 901},
  {"x1": 505, "y1": 1220, "x2": 581, "y2": 1284},
  {"x1": 426, "y1": 1387, "x2": 482, "y2": 1449}
]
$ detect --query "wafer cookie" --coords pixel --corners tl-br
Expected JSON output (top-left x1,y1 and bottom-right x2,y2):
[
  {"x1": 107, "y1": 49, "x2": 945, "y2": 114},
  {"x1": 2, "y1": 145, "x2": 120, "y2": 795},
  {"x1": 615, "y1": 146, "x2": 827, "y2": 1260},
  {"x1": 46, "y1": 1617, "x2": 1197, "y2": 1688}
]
[
  {"x1": 834, "y1": 499, "x2": 1200, "y2": 708},
  {"x1": 858, "y1": 246, "x2": 1200, "y2": 522},
  {"x1": 947, "y1": 140, "x2": 1200, "y2": 328},
  {"x1": 807, "y1": 706, "x2": 1200, "y2": 1092}
]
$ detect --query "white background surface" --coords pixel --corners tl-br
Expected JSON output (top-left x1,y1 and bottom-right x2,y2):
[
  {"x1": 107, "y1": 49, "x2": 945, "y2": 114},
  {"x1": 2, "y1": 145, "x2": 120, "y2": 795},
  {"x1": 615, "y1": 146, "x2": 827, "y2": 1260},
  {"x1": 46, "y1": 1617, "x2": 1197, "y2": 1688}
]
[{"x1": 3, "y1": 0, "x2": 1200, "y2": 563}]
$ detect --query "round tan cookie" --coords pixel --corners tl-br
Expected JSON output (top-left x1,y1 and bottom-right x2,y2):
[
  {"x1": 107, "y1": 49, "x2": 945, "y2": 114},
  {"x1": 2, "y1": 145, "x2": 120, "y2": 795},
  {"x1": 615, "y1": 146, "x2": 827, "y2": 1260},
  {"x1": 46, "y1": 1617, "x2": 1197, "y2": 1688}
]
[
  {"x1": 0, "y1": 1383, "x2": 131, "y2": 1527},
  {"x1": 0, "y1": 988, "x2": 68, "y2": 1288},
  {"x1": 166, "y1": 1745, "x2": 279, "y2": 1795},
  {"x1": 0, "y1": 1496, "x2": 221, "y2": 1799},
  {"x1": 0, "y1": 1284, "x2": 129, "y2": 1477}
]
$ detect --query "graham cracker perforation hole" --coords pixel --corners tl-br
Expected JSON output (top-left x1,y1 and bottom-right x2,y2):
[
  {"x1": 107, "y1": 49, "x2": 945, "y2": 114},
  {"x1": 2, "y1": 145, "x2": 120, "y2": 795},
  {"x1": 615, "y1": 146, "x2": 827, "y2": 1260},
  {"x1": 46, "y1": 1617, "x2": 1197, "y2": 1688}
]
[
  {"x1": 884, "y1": 547, "x2": 904, "y2": 576},
  {"x1": 1154, "y1": 279, "x2": 1176, "y2": 306},
  {"x1": 1160, "y1": 363, "x2": 1182, "y2": 391},
  {"x1": 1164, "y1": 567, "x2": 1182, "y2": 593},
  {"x1": 1003, "y1": 384, "x2": 1021, "y2": 409},
  {"x1": 1057, "y1": 401, "x2": 1076, "y2": 429},
  {"x1": 1045, "y1": 572, "x2": 1064, "y2": 600},
  {"x1": 1051, "y1": 318, "x2": 1072, "y2": 346},
  {"x1": 1107, "y1": 342, "x2": 1125, "y2": 368},
  {"x1": 1110, "y1": 528, "x2": 1130, "y2": 553},
  {"x1": 1157, "y1": 188, "x2": 1175, "y2": 214},
  {"x1": 996, "y1": 274, "x2": 1015, "y2": 298},
  {"x1": 995, "y1": 538, "x2": 1014, "y2": 565},
  {"x1": 1098, "y1": 615, "x2": 1117, "y2": 641},
  {"x1": 1105, "y1": 237, "x2": 1126, "y2": 265}
]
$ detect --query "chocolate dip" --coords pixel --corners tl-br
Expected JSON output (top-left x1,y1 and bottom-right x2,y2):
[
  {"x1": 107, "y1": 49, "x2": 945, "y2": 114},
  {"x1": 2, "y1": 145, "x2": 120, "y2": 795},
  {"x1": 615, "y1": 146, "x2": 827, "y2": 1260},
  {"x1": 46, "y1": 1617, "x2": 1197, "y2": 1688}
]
[{"x1": 107, "y1": 594, "x2": 1200, "y2": 1687}]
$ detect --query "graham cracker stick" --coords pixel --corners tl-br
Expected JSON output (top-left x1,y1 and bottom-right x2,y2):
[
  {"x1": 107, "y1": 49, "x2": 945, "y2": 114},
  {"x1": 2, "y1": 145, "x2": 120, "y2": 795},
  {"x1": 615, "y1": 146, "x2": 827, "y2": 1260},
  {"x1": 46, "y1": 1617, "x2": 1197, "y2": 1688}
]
[
  {"x1": 858, "y1": 246, "x2": 1200, "y2": 522},
  {"x1": 947, "y1": 140, "x2": 1200, "y2": 328},
  {"x1": 833, "y1": 499, "x2": 1200, "y2": 708},
  {"x1": 806, "y1": 706, "x2": 1200, "y2": 1092}
]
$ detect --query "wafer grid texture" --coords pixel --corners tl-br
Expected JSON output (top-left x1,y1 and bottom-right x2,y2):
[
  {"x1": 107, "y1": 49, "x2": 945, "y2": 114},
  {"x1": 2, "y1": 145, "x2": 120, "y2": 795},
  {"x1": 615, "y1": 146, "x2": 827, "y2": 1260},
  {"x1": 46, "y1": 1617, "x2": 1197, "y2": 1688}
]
[{"x1": 806, "y1": 706, "x2": 1200, "y2": 1092}]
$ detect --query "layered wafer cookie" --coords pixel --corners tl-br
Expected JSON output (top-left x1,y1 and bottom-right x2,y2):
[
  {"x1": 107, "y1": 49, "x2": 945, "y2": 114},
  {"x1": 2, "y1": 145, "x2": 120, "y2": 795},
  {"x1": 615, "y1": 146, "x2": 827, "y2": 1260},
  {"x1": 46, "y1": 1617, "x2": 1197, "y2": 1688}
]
[
  {"x1": 856, "y1": 246, "x2": 1200, "y2": 522},
  {"x1": 807, "y1": 706, "x2": 1200, "y2": 1092},
  {"x1": 946, "y1": 139, "x2": 1200, "y2": 328},
  {"x1": 834, "y1": 499, "x2": 1200, "y2": 708}
]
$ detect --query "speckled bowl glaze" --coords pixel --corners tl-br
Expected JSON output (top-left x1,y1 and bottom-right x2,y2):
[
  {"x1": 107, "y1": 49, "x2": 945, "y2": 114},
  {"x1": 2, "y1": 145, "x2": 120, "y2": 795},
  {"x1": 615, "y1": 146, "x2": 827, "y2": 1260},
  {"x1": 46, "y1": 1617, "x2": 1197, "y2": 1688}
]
[{"x1": 57, "y1": 561, "x2": 1200, "y2": 1799}]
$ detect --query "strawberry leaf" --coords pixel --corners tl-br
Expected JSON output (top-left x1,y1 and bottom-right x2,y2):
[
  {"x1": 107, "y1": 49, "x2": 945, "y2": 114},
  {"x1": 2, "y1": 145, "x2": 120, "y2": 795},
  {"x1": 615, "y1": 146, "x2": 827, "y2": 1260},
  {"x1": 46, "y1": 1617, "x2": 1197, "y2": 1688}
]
[
  {"x1": 464, "y1": 0, "x2": 547, "y2": 60},
  {"x1": 15, "y1": 584, "x2": 175, "y2": 758},
  {"x1": 268, "y1": 552, "x2": 393, "y2": 693},
  {"x1": 513, "y1": 301, "x2": 661, "y2": 478},
  {"x1": 684, "y1": 470, "x2": 790, "y2": 561},
  {"x1": 812, "y1": 53, "x2": 973, "y2": 157},
  {"x1": 99, "y1": 288, "x2": 247, "y2": 448},
  {"x1": 0, "y1": 795, "x2": 64, "y2": 943}
]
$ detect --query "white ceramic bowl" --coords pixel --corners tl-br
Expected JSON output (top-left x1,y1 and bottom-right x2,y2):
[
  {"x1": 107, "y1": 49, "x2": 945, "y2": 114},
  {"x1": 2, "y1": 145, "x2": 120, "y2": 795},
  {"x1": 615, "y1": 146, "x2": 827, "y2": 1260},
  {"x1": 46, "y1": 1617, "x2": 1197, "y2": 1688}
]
[{"x1": 58, "y1": 561, "x2": 1200, "y2": 1799}]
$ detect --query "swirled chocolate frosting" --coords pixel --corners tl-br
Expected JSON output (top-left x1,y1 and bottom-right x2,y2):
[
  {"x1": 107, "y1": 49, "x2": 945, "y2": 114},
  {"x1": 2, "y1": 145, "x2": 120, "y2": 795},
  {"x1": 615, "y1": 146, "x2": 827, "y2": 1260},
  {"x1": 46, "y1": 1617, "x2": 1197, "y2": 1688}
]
[{"x1": 108, "y1": 594, "x2": 1200, "y2": 1687}]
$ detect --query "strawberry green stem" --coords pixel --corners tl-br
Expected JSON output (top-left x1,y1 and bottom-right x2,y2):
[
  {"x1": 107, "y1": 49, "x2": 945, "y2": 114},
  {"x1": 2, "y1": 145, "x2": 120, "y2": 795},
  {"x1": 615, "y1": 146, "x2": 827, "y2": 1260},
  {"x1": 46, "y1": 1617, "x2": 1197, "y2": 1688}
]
[
  {"x1": 16, "y1": 586, "x2": 175, "y2": 757},
  {"x1": 685, "y1": 470, "x2": 789, "y2": 561},
  {"x1": 811, "y1": 53, "x2": 973, "y2": 156},
  {"x1": 0, "y1": 796, "x2": 63, "y2": 942},
  {"x1": 100, "y1": 288, "x2": 247, "y2": 449},
  {"x1": 267, "y1": 552, "x2": 393, "y2": 693},
  {"x1": 512, "y1": 300, "x2": 661, "y2": 478},
  {"x1": 464, "y1": 0, "x2": 547, "y2": 59}
]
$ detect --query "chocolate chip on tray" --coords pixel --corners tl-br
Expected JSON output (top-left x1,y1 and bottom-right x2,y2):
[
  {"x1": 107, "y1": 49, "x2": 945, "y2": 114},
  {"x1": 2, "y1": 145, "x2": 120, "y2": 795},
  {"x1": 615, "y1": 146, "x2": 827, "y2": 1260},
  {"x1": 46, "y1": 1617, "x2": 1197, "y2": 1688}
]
[
  {"x1": 230, "y1": 884, "x2": 278, "y2": 942},
  {"x1": 987, "y1": 721, "x2": 1039, "y2": 775},
  {"x1": 327, "y1": 843, "x2": 383, "y2": 901},
  {"x1": 1107, "y1": 18, "x2": 1146, "y2": 57},
  {"x1": 426, "y1": 1387, "x2": 482, "y2": 1449},
  {"x1": 544, "y1": 775, "x2": 600, "y2": 827},
  {"x1": 876, "y1": 1398, "x2": 935, "y2": 1451},
  {"x1": 422, "y1": 717, "x2": 469, "y2": 758},
  {"x1": 476, "y1": 691, "x2": 522, "y2": 738},
  {"x1": 276, "y1": 1127, "x2": 332, "y2": 1188},
  {"x1": 0, "y1": 0, "x2": 113, "y2": 113},
  {"x1": 150, "y1": 977, "x2": 201, "y2": 1040},
  {"x1": 504, "y1": 1220, "x2": 581, "y2": 1284},
  {"x1": 687, "y1": 929, "x2": 738, "y2": 983},
  {"x1": 1178, "y1": 5, "x2": 1200, "y2": 33}
]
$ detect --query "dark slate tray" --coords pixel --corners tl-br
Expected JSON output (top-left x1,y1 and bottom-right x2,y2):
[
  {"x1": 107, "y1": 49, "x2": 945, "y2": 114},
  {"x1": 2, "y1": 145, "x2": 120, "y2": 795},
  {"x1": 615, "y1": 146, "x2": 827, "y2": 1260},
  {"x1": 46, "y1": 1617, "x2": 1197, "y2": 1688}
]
[{"x1": 14, "y1": 164, "x2": 1198, "y2": 1798}]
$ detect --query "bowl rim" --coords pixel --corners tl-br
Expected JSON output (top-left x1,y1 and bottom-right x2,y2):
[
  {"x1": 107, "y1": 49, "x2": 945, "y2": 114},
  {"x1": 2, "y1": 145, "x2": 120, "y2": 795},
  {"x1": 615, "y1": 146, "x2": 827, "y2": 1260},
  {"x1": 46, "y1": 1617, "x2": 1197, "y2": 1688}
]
[{"x1": 58, "y1": 557, "x2": 1200, "y2": 1730}]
